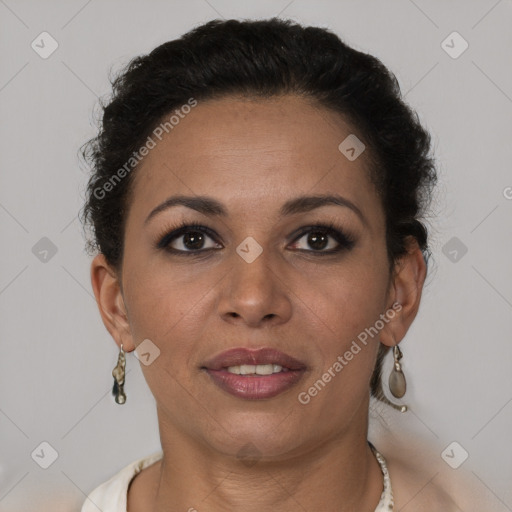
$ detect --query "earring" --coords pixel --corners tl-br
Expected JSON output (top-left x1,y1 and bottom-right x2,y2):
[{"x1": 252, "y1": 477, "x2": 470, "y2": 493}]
[
  {"x1": 388, "y1": 344, "x2": 407, "y2": 412},
  {"x1": 112, "y1": 344, "x2": 126, "y2": 404}
]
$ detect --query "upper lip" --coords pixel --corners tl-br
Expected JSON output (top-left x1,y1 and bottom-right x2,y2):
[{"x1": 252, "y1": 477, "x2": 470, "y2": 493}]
[{"x1": 202, "y1": 348, "x2": 307, "y2": 371}]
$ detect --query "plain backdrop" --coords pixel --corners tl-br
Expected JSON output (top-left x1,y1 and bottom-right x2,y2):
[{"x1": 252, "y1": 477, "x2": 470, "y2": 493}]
[{"x1": 0, "y1": 1, "x2": 511, "y2": 511}]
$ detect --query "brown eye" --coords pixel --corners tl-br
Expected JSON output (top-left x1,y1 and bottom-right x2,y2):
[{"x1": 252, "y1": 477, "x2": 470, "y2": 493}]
[
  {"x1": 157, "y1": 223, "x2": 222, "y2": 254},
  {"x1": 177, "y1": 231, "x2": 208, "y2": 250},
  {"x1": 299, "y1": 231, "x2": 332, "y2": 251},
  {"x1": 289, "y1": 224, "x2": 355, "y2": 254}
]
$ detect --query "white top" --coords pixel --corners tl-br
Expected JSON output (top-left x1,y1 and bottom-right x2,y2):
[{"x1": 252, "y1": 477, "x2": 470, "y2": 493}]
[{"x1": 81, "y1": 442, "x2": 394, "y2": 511}]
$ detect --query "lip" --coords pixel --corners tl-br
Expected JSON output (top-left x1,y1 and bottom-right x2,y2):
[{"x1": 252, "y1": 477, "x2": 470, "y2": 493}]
[
  {"x1": 201, "y1": 348, "x2": 307, "y2": 400},
  {"x1": 202, "y1": 347, "x2": 307, "y2": 371}
]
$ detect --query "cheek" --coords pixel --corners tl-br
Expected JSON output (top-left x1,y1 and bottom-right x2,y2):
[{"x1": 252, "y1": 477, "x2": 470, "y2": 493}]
[
  {"x1": 122, "y1": 265, "x2": 210, "y2": 412},
  {"x1": 123, "y1": 250, "x2": 215, "y2": 336},
  {"x1": 305, "y1": 257, "x2": 389, "y2": 340},
  {"x1": 299, "y1": 258, "x2": 390, "y2": 391},
  {"x1": 334, "y1": 268, "x2": 388, "y2": 336},
  {"x1": 121, "y1": 255, "x2": 233, "y2": 396}
]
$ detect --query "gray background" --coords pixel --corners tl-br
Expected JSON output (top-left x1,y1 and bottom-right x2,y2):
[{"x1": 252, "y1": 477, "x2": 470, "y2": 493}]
[{"x1": 0, "y1": 0, "x2": 511, "y2": 511}]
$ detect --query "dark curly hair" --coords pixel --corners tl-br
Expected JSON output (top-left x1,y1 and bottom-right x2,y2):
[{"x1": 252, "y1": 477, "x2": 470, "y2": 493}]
[{"x1": 80, "y1": 17, "x2": 437, "y2": 409}]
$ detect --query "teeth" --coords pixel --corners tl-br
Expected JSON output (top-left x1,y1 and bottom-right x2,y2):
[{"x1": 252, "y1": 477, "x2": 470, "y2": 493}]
[{"x1": 226, "y1": 364, "x2": 284, "y2": 375}]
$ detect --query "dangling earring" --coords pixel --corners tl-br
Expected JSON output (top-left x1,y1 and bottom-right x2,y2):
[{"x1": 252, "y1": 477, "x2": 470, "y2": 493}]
[
  {"x1": 112, "y1": 343, "x2": 126, "y2": 404},
  {"x1": 388, "y1": 344, "x2": 407, "y2": 412}
]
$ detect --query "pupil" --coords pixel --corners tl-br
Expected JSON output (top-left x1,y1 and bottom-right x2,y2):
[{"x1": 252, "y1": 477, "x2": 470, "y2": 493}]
[
  {"x1": 184, "y1": 232, "x2": 204, "y2": 249},
  {"x1": 308, "y1": 231, "x2": 328, "y2": 250}
]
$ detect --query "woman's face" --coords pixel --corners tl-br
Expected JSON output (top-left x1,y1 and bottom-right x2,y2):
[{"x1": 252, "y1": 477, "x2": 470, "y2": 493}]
[{"x1": 115, "y1": 95, "x2": 396, "y2": 458}]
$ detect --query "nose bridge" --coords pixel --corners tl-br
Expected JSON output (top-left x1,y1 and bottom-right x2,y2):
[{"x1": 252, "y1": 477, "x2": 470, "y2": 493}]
[
  {"x1": 230, "y1": 241, "x2": 275, "y2": 300},
  {"x1": 218, "y1": 239, "x2": 291, "y2": 325}
]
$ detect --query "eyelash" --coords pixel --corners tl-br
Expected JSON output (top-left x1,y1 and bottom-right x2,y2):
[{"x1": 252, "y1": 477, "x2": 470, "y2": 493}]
[{"x1": 155, "y1": 220, "x2": 356, "y2": 256}]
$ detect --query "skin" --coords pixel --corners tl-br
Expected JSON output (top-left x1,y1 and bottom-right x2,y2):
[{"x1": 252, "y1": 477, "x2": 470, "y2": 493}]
[{"x1": 91, "y1": 94, "x2": 429, "y2": 511}]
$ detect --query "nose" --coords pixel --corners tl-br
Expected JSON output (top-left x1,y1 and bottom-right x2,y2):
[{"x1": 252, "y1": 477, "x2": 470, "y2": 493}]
[{"x1": 217, "y1": 248, "x2": 292, "y2": 328}]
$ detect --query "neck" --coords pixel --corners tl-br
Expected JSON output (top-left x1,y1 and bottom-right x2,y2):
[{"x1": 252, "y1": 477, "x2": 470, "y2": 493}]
[
  {"x1": 128, "y1": 396, "x2": 383, "y2": 512},
  {"x1": 155, "y1": 442, "x2": 382, "y2": 512},
  {"x1": 134, "y1": 407, "x2": 384, "y2": 512}
]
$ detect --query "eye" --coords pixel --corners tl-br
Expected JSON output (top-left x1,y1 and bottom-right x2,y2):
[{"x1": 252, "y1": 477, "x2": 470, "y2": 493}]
[
  {"x1": 156, "y1": 220, "x2": 356, "y2": 256},
  {"x1": 156, "y1": 222, "x2": 222, "y2": 254},
  {"x1": 289, "y1": 222, "x2": 355, "y2": 254}
]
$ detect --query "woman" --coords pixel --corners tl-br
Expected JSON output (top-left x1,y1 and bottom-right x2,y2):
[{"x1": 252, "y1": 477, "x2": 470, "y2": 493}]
[{"x1": 80, "y1": 17, "x2": 454, "y2": 511}]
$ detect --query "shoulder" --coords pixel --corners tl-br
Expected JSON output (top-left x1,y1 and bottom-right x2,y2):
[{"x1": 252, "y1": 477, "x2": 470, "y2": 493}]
[
  {"x1": 405, "y1": 481, "x2": 462, "y2": 512},
  {"x1": 80, "y1": 451, "x2": 163, "y2": 512},
  {"x1": 385, "y1": 455, "x2": 464, "y2": 512}
]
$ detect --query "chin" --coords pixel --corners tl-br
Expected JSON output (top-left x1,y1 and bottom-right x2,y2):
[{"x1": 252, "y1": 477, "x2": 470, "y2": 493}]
[{"x1": 202, "y1": 412, "x2": 307, "y2": 460}]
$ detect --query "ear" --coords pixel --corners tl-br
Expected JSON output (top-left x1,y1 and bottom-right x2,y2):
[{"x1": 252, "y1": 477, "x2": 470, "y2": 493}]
[
  {"x1": 379, "y1": 237, "x2": 427, "y2": 347},
  {"x1": 90, "y1": 254, "x2": 135, "y2": 351}
]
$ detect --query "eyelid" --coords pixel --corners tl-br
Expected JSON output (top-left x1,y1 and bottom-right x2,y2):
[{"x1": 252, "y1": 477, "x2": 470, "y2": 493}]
[
  {"x1": 155, "y1": 219, "x2": 356, "y2": 254},
  {"x1": 155, "y1": 221, "x2": 221, "y2": 250},
  {"x1": 289, "y1": 221, "x2": 356, "y2": 251}
]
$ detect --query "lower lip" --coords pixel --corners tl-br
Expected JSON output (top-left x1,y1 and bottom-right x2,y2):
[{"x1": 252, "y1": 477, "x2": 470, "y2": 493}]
[{"x1": 204, "y1": 368, "x2": 305, "y2": 399}]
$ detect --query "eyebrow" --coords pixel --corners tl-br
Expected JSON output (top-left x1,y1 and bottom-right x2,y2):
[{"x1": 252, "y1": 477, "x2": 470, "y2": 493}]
[{"x1": 145, "y1": 194, "x2": 367, "y2": 227}]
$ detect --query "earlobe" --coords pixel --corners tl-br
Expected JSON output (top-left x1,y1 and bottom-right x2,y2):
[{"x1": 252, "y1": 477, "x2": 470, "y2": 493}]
[
  {"x1": 90, "y1": 254, "x2": 135, "y2": 351},
  {"x1": 380, "y1": 238, "x2": 427, "y2": 347}
]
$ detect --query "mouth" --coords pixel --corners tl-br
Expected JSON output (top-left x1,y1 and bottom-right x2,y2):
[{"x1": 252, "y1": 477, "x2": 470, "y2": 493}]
[{"x1": 201, "y1": 347, "x2": 307, "y2": 400}]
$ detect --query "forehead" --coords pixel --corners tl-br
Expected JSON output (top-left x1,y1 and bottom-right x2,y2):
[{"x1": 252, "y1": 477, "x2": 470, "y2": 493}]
[{"x1": 128, "y1": 95, "x2": 382, "y2": 226}]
